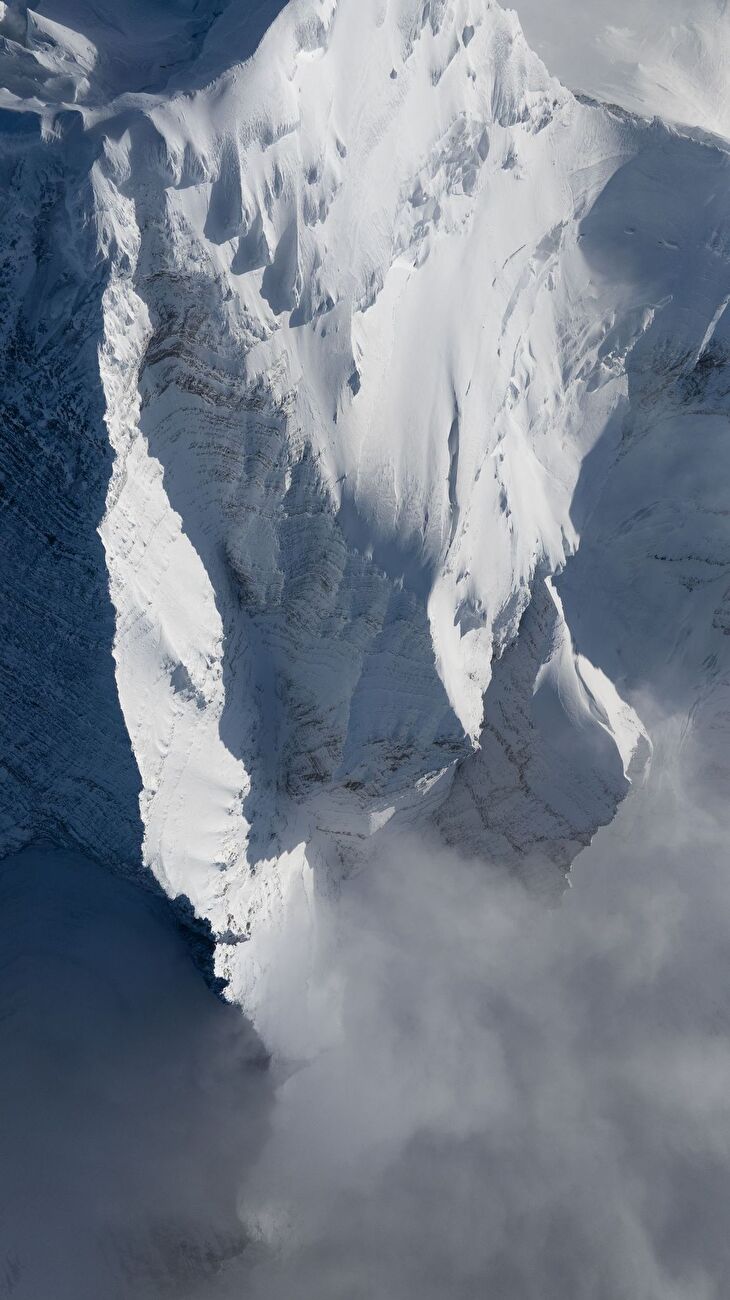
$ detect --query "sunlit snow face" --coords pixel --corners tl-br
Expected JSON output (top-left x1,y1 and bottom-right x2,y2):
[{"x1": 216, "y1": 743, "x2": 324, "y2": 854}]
[{"x1": 514, "y1": 0, "x2": 729, "y2": 138}]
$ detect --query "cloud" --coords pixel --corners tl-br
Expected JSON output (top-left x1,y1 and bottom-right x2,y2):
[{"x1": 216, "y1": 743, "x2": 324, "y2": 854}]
[
  {"x1": 512, "y1": 0, "x2": 729, "y2": 138},
  {"x1": 224, "y1": 713, "x2": 730, "y2": 1300},
  {"x1": 3, "y1": 730, "x2": 728, "y2": 1300}
]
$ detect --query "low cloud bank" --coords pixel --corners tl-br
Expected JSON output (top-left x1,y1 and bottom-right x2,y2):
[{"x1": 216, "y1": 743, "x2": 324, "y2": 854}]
[
  {"x1": 231, "y1": 716, "x2": 730, "y2": 1300},
  {"x1": 3, "y1": 716, "x2": 728, "y2": 1300}
]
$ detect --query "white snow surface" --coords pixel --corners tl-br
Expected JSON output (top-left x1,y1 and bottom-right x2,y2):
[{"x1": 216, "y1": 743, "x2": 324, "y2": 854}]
[
  {"x1": 514, "y1": 0, "x2": 730, "y2": 141},
  {"x1": 0, "y1": 0, "x2": 729, "y2": 1037}
]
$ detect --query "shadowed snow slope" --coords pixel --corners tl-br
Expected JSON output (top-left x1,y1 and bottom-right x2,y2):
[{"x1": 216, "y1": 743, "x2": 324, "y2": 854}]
[{"x1": 0, "y1": 0, "x2": 728, "y2": 1032}]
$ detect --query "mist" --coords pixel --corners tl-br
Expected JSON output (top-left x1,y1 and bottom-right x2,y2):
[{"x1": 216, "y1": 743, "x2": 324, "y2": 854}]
[
  {"x1": 225, "y1": 713, "x2": 730, "y2": 1300},
  {"x1": 4, "y1": 714, "x2": 729, "y2": 1298}
]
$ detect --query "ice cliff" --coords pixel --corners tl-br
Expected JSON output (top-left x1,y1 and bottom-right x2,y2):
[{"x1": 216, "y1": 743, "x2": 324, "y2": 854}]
[{"x1": 0, "y1": 0, "x2": 728, "y2": 1021}]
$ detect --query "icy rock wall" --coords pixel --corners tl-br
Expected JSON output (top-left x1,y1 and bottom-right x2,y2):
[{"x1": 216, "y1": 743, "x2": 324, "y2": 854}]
[{"x1": 0, "y1": 113, "x2": 142, "y2": 865}]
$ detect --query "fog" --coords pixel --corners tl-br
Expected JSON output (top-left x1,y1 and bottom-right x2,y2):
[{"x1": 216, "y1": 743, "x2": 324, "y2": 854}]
[
  {"x1": 2, "y1": 736, "x2": 729, "y2": 1300},
  {"x1": 228, "y1": 714, "x2": 730, "y2": 1300}
]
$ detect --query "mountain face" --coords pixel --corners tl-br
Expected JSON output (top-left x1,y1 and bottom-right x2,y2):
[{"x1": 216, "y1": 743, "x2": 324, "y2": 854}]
[
  {"x1": 0, "y1": 0, "x2": 728, "y2": 1024},
  {"x1": 517, "y1": 0, "x2": 730, "y2": 142}
]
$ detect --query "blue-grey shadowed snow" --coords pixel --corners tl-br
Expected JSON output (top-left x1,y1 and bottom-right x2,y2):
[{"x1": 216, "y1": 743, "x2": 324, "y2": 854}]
[
  {"x1": 336, "y1": 487, "x2": 436, "y2": 603},
  {"x1": 0, "y1": 113, "x2": 144, "y2": 869},
  {"x1": 0, "y1": 845, "x2": 272, "y2": 1300},
  {"x1": 3, "y1": 1, "x2": 291, "y2": 99},
  {"x1": 558, "y1": 133, "x2": 730, "y2": 721}
]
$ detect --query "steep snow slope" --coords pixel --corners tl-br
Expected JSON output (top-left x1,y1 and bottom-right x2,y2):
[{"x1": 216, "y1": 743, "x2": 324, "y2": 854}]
[
  {"x1": 0, "y1": 0, "x2": 728, "y2": 1028},
  {"x1": 95, "y1": 0, "x2": 653, "y2": 957}
]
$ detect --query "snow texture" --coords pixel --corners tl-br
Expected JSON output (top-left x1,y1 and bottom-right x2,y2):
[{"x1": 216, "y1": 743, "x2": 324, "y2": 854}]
[{"x1": 0, "y1": 0, "x2": 728, "y2": 1035}]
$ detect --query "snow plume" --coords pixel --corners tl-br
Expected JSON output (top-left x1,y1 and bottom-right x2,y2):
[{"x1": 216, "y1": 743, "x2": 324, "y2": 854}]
[{"x1": 228, "y1": 713, "x2": 730, "y2": 1300}]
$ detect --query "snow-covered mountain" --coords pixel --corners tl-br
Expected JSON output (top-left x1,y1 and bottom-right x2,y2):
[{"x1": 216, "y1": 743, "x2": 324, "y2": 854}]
[{"x1": 0, "y1": 0, "x2": 728, "y2": 1029}]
